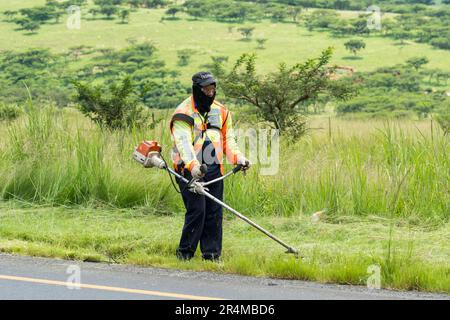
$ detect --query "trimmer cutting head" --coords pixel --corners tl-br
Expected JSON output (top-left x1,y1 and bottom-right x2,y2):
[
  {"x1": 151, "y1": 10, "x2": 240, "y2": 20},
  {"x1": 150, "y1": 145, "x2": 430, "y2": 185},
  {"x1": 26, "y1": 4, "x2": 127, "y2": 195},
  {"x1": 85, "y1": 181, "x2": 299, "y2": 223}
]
[{"x1": 286, "y1": 248, "x2": 301, "y2": 260}]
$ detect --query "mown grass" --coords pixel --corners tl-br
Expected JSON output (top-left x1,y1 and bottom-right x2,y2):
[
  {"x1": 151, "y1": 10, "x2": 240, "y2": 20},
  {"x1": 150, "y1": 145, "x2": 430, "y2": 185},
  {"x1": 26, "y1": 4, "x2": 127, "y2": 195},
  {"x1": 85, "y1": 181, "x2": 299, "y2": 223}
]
[{"x1": 0, "y1": 203, "x2": 448, "y2": 293}]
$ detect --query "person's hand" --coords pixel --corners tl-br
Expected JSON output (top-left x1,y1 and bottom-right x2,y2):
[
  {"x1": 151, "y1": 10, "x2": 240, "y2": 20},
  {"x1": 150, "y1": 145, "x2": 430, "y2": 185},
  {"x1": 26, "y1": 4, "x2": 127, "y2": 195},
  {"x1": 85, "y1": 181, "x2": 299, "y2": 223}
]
[
  {"x1": 191, "y1": 164, "x2": 206, "y2": 180},
  {"x1": 237, "y1": 155, "x2": 251, "y2": 171}
]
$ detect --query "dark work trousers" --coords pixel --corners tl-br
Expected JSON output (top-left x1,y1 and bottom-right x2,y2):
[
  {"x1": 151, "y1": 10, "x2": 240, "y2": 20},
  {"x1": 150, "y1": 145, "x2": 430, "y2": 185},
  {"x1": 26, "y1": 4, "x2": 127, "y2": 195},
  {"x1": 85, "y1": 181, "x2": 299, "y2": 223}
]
[
  {"x1": 175, "y1": 140, "x2": 224, "y2": 260},
  {"x1": 176, "y1": 165, "x2": 223, "y2": 260}
]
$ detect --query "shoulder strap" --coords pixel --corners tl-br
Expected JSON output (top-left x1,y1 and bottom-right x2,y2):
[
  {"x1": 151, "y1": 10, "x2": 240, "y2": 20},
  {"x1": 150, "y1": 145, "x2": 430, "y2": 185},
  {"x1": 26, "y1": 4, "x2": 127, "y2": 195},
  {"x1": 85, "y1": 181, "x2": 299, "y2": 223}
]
[{"x1": 170, "y1": 113, "x2": 194, "y2": 129}]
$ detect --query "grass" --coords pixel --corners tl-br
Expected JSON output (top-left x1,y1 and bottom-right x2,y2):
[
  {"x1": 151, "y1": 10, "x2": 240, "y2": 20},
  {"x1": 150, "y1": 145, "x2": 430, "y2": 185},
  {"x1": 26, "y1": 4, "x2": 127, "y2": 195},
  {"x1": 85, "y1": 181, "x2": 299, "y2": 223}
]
[
  {"x1": 0, "y1": 107, "x2": 450, "y2": 223},
  {"x1": 1, "y1": 105, "x2": 448, "y2": 222},
  {"x1": 1, "y1": 2, "x2": 450, "y2": 89},
  {"x1": 0, "y1": 105, "x2": 448, "y2": 293},
  {"x1": 0, "y1": 203, "x2": 448, "y2": 293},
  {"x1": 0, "y1": 1, "x2": 448, "y2": 293}
]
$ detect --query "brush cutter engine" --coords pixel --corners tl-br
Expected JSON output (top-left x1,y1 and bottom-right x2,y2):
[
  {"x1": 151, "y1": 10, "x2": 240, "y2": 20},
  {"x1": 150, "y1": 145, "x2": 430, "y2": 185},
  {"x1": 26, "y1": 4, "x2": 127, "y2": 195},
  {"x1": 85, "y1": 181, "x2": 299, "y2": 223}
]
[{"x1": 133, "y1": 140, "x2": 166, "y2": 169}]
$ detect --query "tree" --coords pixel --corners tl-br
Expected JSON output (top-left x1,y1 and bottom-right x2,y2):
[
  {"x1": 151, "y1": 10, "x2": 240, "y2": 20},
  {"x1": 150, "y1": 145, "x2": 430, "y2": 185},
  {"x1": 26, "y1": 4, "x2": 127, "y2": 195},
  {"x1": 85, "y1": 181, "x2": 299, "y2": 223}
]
[
  {"x1": 238, "y1": 27, "x2": 254, "y2": 40},
  {"x1": 99, "y1": 5, "x2": 118, "y2": 19},
  {"x1": 214, "y1": 48, "x2": 355, "y2": 138},
  {"x1": 201, "y1": 55, "x2": 229, "y2": 70},
  {"x1": 3, "y1": 10, "x2": 18, "y2": 21},
  {"x1": 67, "y1": 45, "x2": 93, "y2": 60},
  {"x1": 305, "y1": 9, "x2": 339, "y2": 31},
  {"x1": 177, "y1": 49, "x2": 195, "y2": 66},
  {"x1": 119, "y1": 9, "x2": 130, "y2": 23},
  {"x1": 73, "y1": 77, "x2": 149, "y2": 130},
  {"x1": 89, "y1": 8, "x2": 99, "y2": 18},
  {"x1": 144, "y1": 0, "x2": 169, "y2": 8},
  {"x1": 128, "y1": 0, "x2": 144, "y2": 8},
  {"x1": 256, "y1": 38, "x2": 267, "y2": 49},
  {"x1": 288, "y1": 6, "x2": 302, "y2": 23},
  {"x1": 267, "y1": 4, "x2": 288, "y2": 22},
  {"x1": 19, "y1": 6, "x2": 55, "y2": 24},
  {"x1": 435, "y1": 71, "x2": 450, "y2": 85},
  {"x1": 344, "y1": 39, "x2": 366, "y2": 56},
  {"x1": 53, "y1": 10, "x2": 64, "y2": 23},
  {"x1": 390, "y1": 28, "x2": 410, "y2": 45},
  {"x1": 430, "y1": 37, "x2": 450, "y2": 50},
  {"x1": 23, "y1": 20, "x2": 41, "y2": 34},
  {"x1": 165, "y1": 6, "x2": 181, "y2": 18},
  {"x1": 406, "y1": 56, "x2": 429, "y2": 71}
]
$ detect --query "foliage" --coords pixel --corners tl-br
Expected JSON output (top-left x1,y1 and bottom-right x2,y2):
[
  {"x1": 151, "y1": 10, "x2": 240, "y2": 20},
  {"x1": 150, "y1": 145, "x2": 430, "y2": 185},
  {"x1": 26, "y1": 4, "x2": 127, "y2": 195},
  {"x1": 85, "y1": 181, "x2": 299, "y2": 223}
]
[
  {"x1": 177, "y1": 49, "x2": 196, "y2": 67},
  {"x1": 406, "y1": 56, "x2": 429, "y2": 71},
  {"x1": 238, "y1": 27, "x2": 255, "y2": 40},
  {"x1": 214, "y1": 47, "x2": 355, "y2": 137},
  {"x1": 344, "y1": 39, "x2": 366, "y2": 56},
  {"x1": 0, "y1": 104, "x2": 22, "y2": 121},
  {"x1": 0, "y1": 42, "x2": 188, "y2": 109},
  {"x1": 434, "y1": 108, "x2": 450, "y2": 135},
  {"x1": 73, "y1": 77, "x2": 149, "y2": 130},
  {"x1": 256, "y1": 38, "x2": 268, "y2": 49},
  {"x1": 336, "y1": 63, "x2": 450, "y2": 119}
]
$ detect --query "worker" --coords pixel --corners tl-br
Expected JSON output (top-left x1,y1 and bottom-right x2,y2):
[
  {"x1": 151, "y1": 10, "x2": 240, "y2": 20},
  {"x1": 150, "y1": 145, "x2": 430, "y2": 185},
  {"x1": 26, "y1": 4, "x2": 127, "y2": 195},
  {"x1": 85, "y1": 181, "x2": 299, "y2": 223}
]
[{"x1": 169, "y1": 71, "x2": 250, "y2": 261}]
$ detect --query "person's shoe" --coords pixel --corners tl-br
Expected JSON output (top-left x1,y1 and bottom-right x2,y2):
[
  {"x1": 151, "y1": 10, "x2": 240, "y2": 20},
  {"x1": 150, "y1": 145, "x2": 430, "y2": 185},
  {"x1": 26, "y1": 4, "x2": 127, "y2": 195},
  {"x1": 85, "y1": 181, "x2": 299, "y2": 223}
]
[
  {"x1": 176, "y1": 250, "x2": 193, "y2": 261},
  {"x1": 202, "y1": 253, "x2": 220, "y2": 262}
]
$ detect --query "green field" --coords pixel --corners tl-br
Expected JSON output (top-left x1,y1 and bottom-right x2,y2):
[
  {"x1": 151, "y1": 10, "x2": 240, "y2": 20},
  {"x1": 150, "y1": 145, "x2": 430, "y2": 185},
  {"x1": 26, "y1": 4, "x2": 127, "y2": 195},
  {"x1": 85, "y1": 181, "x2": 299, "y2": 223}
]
[{"x1": 1, "y1": 1, "x2": 450, "y2": 87}]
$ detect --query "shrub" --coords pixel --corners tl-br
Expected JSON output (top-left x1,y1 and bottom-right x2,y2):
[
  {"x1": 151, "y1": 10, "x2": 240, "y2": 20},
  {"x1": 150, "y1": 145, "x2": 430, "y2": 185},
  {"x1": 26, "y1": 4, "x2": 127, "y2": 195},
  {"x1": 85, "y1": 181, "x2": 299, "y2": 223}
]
[
  {"x1": 0, "y1": 104, "x2": 22, "y2": 121},
  {"x1": 73, "y1": 77, "x2": 149, "y2": 130},
  {"x1": 435, "y1": 108, "x2": 450, "y2": 135}
]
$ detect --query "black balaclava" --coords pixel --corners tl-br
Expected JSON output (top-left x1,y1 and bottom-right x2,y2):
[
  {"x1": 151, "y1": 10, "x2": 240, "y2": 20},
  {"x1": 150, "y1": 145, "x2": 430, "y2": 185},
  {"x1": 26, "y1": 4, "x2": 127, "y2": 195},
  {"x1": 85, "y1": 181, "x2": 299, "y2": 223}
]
[{"x1": 192, "y1": 83, "x2": 216, "y2": 115}]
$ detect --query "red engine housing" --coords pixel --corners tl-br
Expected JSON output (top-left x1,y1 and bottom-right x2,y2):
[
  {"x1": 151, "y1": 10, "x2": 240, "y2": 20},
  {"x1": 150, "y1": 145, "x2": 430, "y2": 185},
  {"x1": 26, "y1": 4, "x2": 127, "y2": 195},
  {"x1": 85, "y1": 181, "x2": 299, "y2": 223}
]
[
  {"x1": 133, "y1": 140, "x2": 162, "y2": 165},
  {"x1": 136, "y1": 140, "x2": 161, "y2": 157}
]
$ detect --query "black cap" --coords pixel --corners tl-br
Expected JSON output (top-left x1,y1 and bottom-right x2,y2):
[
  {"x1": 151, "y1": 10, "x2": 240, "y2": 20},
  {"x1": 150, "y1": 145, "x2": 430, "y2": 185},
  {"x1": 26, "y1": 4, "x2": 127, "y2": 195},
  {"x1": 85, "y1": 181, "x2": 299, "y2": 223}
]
[{"x1": 192, "y1": 71, "x2": 216, "y2": 87}]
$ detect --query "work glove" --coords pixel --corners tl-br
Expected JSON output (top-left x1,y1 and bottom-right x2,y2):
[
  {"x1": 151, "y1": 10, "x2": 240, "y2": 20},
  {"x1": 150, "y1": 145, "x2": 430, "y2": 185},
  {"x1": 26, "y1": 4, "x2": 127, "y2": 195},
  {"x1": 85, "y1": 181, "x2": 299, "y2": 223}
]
[
  {"x1": 191, "y1": 163, "x2": 206, "y2": 180},
  {"x1": 237, "y1": 155, "x2": 251, "y2": 171}
]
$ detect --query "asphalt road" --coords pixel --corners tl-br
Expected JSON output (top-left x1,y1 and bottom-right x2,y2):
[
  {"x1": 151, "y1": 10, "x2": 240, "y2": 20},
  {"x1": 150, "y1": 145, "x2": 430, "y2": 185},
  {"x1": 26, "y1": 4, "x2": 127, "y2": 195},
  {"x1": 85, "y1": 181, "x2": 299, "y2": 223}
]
[{"x1": 0, "y1": 253, "x2": 448, "y2": 300}]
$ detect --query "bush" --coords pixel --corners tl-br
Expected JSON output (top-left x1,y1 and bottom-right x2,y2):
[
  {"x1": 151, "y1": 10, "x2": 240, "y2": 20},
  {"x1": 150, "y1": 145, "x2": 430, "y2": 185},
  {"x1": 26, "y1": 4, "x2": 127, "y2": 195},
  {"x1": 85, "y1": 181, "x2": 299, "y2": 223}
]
[
  {"x1": 0, "y1": 104, "x2": 22, "y2": 121},
  {"x1": 73, "y1": 77, "x2": 149, "y2": 130},
  {"x1": 435, "y1": 109, "x2": 450, "y2": 135}
]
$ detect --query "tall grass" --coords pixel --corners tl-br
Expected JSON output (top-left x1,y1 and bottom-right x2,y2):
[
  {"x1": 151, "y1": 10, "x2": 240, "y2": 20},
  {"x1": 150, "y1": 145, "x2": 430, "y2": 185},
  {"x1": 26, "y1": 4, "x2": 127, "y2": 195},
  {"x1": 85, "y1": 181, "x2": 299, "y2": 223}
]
[
  {"x1": 0, "y1": 104, "x2": 448, "y2": 223},
  {"x1": 0, "y1": 104, "x2": 179, "y2": 210},
  {"x1": 228, "y1": 119, "x2": 448, "y2": 223}
]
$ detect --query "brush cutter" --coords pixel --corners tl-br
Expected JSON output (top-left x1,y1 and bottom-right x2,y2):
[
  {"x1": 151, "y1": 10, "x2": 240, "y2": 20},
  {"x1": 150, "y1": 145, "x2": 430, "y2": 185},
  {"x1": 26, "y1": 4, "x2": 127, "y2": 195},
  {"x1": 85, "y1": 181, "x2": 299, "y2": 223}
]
[{"x1": 133, "y1": 140, "x2": 299, "y2": 258}]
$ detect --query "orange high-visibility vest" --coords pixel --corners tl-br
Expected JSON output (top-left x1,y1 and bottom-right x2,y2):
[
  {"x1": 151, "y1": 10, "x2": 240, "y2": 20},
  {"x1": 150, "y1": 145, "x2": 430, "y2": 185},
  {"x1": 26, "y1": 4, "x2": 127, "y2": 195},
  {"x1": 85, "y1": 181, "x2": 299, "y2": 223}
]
[{"x1": 169, "y1": 95, "x2": 241, "y2": 175}]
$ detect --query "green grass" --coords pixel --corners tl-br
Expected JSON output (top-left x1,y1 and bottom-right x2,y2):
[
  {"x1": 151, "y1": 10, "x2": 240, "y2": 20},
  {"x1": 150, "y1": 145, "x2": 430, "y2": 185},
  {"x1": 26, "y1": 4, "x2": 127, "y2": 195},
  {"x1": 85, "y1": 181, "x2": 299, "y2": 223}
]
[
  {"x1": 1, "y1": 3, "x2": 449, "y2": 88},
  {"x1": 0, "y1": 106, "x2": 448, "y2": 292},
  {"x1": 0, "y1": 203, "x2": 448, "y2": 293},
  {"x1": 1, "y1": 106, "x2": 448, "y2": 222},
  {"x1": 0, "y1": 1, "x2": 448, "y2": 293}
]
